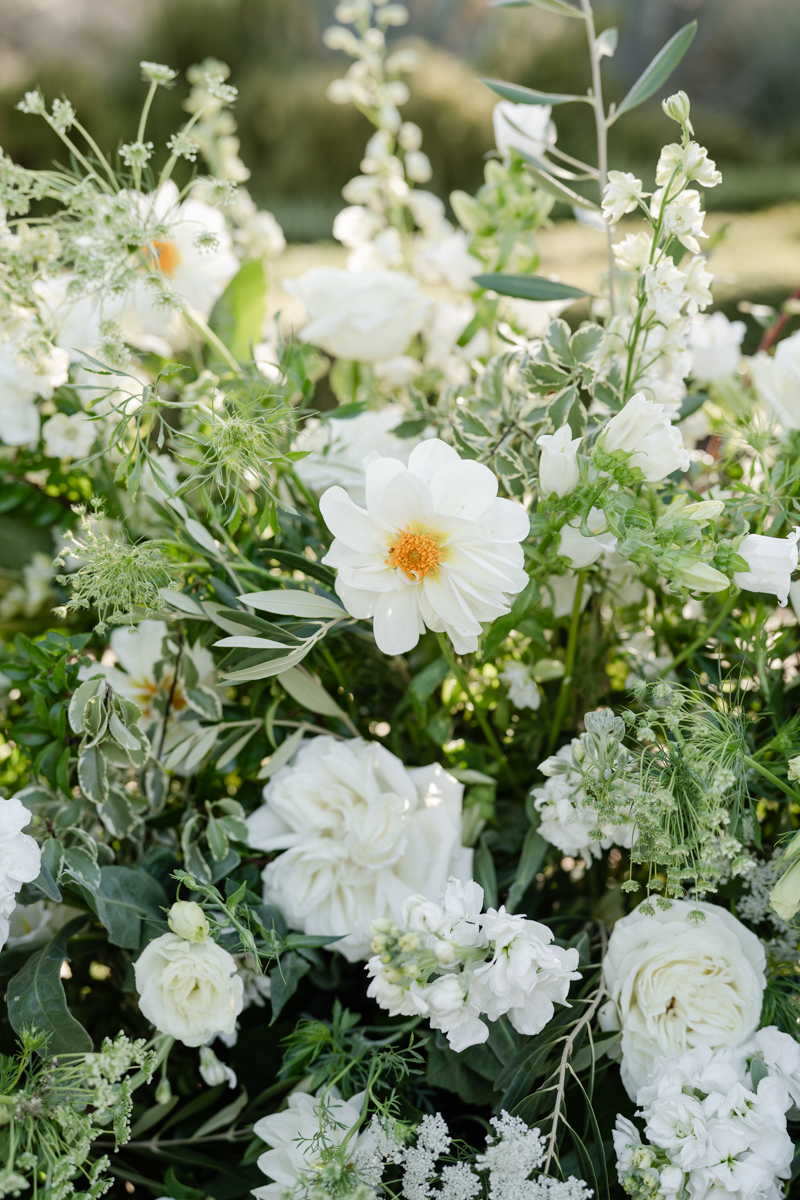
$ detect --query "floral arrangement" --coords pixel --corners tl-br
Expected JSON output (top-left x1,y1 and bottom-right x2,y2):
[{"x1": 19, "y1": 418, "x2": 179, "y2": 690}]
[{"x1": 1, "y1": 3, "x2": 800, "y2": 1200}]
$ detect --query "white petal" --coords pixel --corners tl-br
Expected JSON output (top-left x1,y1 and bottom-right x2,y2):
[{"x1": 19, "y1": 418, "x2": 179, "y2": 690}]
[
  {"x1": 429, "y1": 460, "x2": 498, "y2": 521},
  {"x1": 422, "y1": 572, "x2": 482, "y2": 636},
  {"x1": 373, "y1": 587, "x2": 423, "y2": 654},
  {"x1": 365, "y1": 457, "x2": 407, "y2": 529},
  {"x1": 380, "y1": 469, "x2": 434, "y2": 530},
  {"x1": 479, "y1": 497, "x2": 531, "y2": 542},
  {"x1": 408, "y1": 438, "x2": 459, "y2": 483},
  {"x1": 334, "y1": 580, "x2": 379, "y2": 618},
  {"x1": 319, "y1": 486, "x2": 381, "y2": 552}
]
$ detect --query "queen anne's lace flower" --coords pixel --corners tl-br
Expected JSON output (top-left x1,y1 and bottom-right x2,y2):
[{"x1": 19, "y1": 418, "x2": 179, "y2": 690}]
[
  {"x1": 530, "y1": 742, "x2": 634, "y2": 861},
  {"x1": 320, "y1": 439, "x2": 530, "y2": 655}
]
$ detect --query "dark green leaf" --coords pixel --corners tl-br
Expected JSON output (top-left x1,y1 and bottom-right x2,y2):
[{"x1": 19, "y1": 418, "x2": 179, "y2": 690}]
[
  {"x1": 7, "y1": 916, "x2": 92, "y2": 1054},
  {"x1": 506, "y1": 824, "x2": 549, "y2": 913},
  {"x1": 270, "y1": 951, "x2": 311, "y2": 1022},
  {"x1": 83, "y1": 866, "x2": 168, "y2": 948},
  {"x1": 473, "y1": 274, "x2": 588, "y2": 301},
  {"x1": 612, "y1": 22, "x2": 697, "y2": 121},
  {"x1": 410, "y1": 659, "x2": 449, "y2": 705},
  {"x1": 475, "y1": 833, "x2": 498, "y2": 910}
]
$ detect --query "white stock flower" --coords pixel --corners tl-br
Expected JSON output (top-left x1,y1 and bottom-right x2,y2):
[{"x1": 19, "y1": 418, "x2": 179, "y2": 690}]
[
  {"x1": 600, "y1": 393, "x2": 690, "y2": 481},
  {"x1": 409, "y1": 974, "x2": 487, "y2": 1052},
  {"x1": 613, "y1": 232, "x2": 653, "y2": 273},
  {"x1": 499, "y1": 660, "x2": 540, "y2": 711},
  {"x1": 198, "y1": 1045, "x2": 237, "y2": 1089},
  {"x1": 253, "y1": 1091, "x2": 367, "y2": 1200},
  {"x1": 683, "y1": 257, "x2": 713, "y2": 315},
  {"x1": 537, "y1": 425, "x2": 581, "y2": 498},
  {"x1": 644, "y1": 259, "x2": 688, "y2": 322},
  {"x1": 599, "y1": 900, "x2": 766, "y2": 1098},
  {"x1": 292, "y1": 405, "x2": 424, "y2": 506},
  {"x1": 493, "y1": 101, "x2": 556, "y2": 161},
  {"x1": 333, "y1": 205, "x2": 387, "y2": 249},
  {"x1": 751, "y1": 330, "x2": 800, "y2": 430},
  {"x1": 602, "y1": 171, "x2": 647, "y2": 224},
  {"x1": 733, "y1": 530, "x2": 799, "y2": 607},
  {"x1": 284, "y1": 267, "x2": 431, "y2": 362},
  {"x1": 558, "y1": 506, "x2": 618, "y2": 569},
  {"x1": 0, "y1": 796, "x2": 42, "y2": 951},
  {"x1": 42, "y1": 411, "x2": 95, "y2": 460},
  {"x1": 656, "y1": 143, "x2": 722, "y2": 189},
  {"x1": 688, "y1": 312, "x2": 746, "y2": 382},
  {"x1": 0, "y1": 308, "x2": 69, "y2": 446},
  {"x1": 320, "y1": 439, "x2": 530, "y2": 655},
  {"x1": 651, "y1": 188, "x2": 706, "y2": 253},
  {"x1": 531, "y1": 742, "x2": 634, "y2": 861},
  {"x1": 469, "y1": 908, "x2": 581, "y2": 1036},
  {"x1": 245, "y1": 736, "x2": 472, "y2": 962},
  {"x1": 134, "y1": 933, "x2": 244, "y2": 1047},
  {"x1": 750, "y1": 1026, "x2": 800, "y2": 1107}
]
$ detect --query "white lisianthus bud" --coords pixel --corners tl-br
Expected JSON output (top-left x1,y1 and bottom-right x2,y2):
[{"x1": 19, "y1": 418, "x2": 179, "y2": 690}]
[
  {"x1": 168, "y1": 900, "x2": 210, "y2": 943},
  {"x1": 662, "y1": 91, "x2": 693, "y2": 134},
  {"x1": 681, "y1": 500, "x2": 724, "y2": 523},
  {"x1": 601, "y1": 171, "x2": 648, "y2": 224},
  {"x1": 198, "y1": 1045, "x2": 237, "y2": 1089},
  {"x1": 733, "y1": 530, "x2": 800, "y2": 607},
  {"x1": 770, "y1": 830, "x2": 800, "y2": 920},
  {"x1": 537, "y1": 425, "x2": 582, "y2": 498},
  {"x1": 599, "y1": 393, "x2": 690, "y2": 482},
  {"x1": 398, "y1": 122, "x2": 423, "y2": 151},
  {"x1": 673, "y1": 555, "x2": 729, "y2": 594}
]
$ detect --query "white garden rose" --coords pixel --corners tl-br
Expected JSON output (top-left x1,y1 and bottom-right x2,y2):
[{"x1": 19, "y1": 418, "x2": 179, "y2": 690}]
[
  {"x1": 253, "y1": 1091, "x2": 369, "y2": 1200},
  {"x1": 246, "y1": 735, "x2": 472, "y2": 962},
  {"x1": 600, "y1": 900, "x2": 766, "y2": 1098},
  {"x1": 284, "y1": 267, "x2": 431, "y2": 362},
  {"x1": 134, "y1": 932, "x2": 244, "y2": 1047}
]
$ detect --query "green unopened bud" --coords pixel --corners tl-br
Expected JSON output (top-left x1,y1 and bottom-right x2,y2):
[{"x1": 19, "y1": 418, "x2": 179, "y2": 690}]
[
  {"x1": 450, "y1": 189, "x2": 487, "y2": 234},
  {"x1": 662, "y1": 91, "x2": 693, "y2": 136},
  {"x1": 168, "y1": 900, "x2": 209, "y2": 943},
  {"x1": 674, "y1": 555, "x2": 729, "y2": 593},
  {"x1": 155, "y1": 1076, "x2": 172, "y2": 1104},
  {"x1": 682, "y1": 500, "x2": 724, "y2": 523},
  {"x1": 788, "y1": 756, "x2": 800, "y2": 783}
]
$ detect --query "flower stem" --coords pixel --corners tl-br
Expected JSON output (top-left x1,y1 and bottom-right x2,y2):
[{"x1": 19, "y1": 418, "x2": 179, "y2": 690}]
[
  {"x1": 547, "y1": 571, "x2": 586, "y2": 755},
  {"x1": 744, "y1": 756, "x2": 800, "y2": 806},
  {"x1": 581, "y1": 0, "x2": 615, "y2": 314},
  {"x1": 658, "y1": 591, "x2": 735, "y2": 676}
]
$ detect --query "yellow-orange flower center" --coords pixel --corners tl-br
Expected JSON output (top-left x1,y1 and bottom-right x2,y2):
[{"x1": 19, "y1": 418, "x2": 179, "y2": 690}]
[
  {"x1": 144, "y1": 239, "x2": 181, "y2": 277},
  {"x1": 386, "y1": 529, "x2": 440, "y2": 580}
]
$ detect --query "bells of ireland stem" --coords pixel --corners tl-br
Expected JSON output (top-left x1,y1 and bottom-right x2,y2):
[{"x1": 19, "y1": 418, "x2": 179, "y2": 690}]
[
  {"x1": 733, "y1": 530, "x2": 800, "y2": 607},
  {"x1": 770, "y1": 831, "x2": 800, "y2": 921}
]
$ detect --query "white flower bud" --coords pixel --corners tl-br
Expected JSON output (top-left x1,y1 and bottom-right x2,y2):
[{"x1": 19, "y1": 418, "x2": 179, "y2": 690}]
[
  {"x1": 168, "y1": 900, "x2": 210, "y2": 943},
  {"x1": 155, "y1": 1076, "x2": 172, "y2": 1104},
  {"x1": 405, "y1": 150, "x2": 432, "y2": 183},
  {"x1": 322, "y1": 25, "x2": 361, "y2": 54},
  {"x1": 199, "y1": 1045, "x2": 237, "y2": 1089},
  {"x1": 674, "y1": 556, "x2": 729, "y2": 594},
  {"x1": 386, "y1": 48, "x2": 421, "y2": 73},
  {"x1": 537, "y1": 425, "x2": 581, "y2": 499},
  {"x1": 378, "y1": 3, "x2": 409, "y2": 25},
  {"x1": 733, "y1": 530, "x2": 800, "y2": 607},
  {"x1": 398, "y1": 121, "x2": 422, "y2": 151},
  {"x1": 662, "y1": 91, "x2": 693, "y2": 133}
]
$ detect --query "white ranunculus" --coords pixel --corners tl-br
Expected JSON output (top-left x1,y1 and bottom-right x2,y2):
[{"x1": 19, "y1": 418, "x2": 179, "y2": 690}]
[
  {"x1": 493, "y1": 101, "x2": 556, "y2": 161},
  {"x1": 602, "y1": 171, "x2": 647, "y2": 224},
  {"x1": 284, "y1": 267, "x2": 431, "y2": 362},
  {"x1": 530, "y1": 742, "x2": 634, "y2": 862},
  {"x1": 0, "y1": 308, "x2": 69, "y2": 447},
  {"x1": 0, "y1": 796, "x2": 42, "y2": 951},
  {"x1": 733, "y1": 530, "x2": 799, "y2": 607},
  {"x1": 246, "y1": 736, "x2": 472, "y2": 962},
  {"x1": 134, "y1": 933, "x2": 244, "y2": 1047},
  {"x1": 253, "y1": 1091, "x2": 368, "y2": 1200},
  {"x1": 600, "y1": 392, "x2": 690, "y2": 482},
  {"x1": 499, "y1": 660, "x2": 540, "y2": 711},
  {"x1": 558, "y1": 506, "x2": 618, "y2": 569},
  {"x1": 293, "y1": 405, "x2": 423, "y2": 506},
  {"x1": 42, "y1": 412, "x2": 96, "y2": 461},
  {"x1": 688, "y1": 312, "x2": 745, "y2": 382},
  {"x1": 320, "y1": 439, "x2": 530, "y2": 655},
  {"x1": 600, "y1": 900, "x2": 766, "y2": 1098},
  {"x1": 537, "y1": 425, "x2": 581, "y2": 498},
  {"x1": 751, "y1": 330, "x2": 800, "y2": 430}
]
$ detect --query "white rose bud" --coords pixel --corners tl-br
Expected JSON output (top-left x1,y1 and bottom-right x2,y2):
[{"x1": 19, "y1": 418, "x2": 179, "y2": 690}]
[
  {"x1": 168, "y1": 900, "x2": 210, "y2": 943},
  {"x1": 537, "y1": 425, "x2": 581, "y2": 498},
  {"x1": 733, "y1": 530, "x2": 799, "y2": 607},
  {"x1": 134, "y1": 933, "x2": 244, "y2": 1047}
]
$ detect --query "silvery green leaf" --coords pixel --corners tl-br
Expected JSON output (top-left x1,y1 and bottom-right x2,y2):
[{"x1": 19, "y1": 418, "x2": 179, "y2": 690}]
[
  {"x1": 206, "y1": 816, "x2": 229, "y2": 863},
  {"x1": 222, "y1": 642, "x2": 315, "y2": 683},
  {"x1": 157, "y1": 588, "x2": 208, "y2": 617},
  {"x1": 280, "y1": 666, "x2": 351, "y2": 724},
  {"x1": 611, "y1": 22, "x2": 697, "y2": 122},
  {"x1": 257, "y1": 725, "x2": 306, "y2": 780},
  {"x1": 521, "y1": 162, "x2": 600, "y2": 210},
  {"x1": 529, "y1": 0, "x2": 585, "y2": 15},
  {"x1": 108, "y1": 711, "x2": 140, "y2": 753},
  {"x1": 481, "y1": 79, "x2": 587, "y2": 106},
  {"x1": 473, "y1": 273, "x2": 588, "y2": 301},
  {"x1": 98, "y1": 789, "x2": 137, "y2": 839},
  {"x1": 186, "y1": 686, "x2": 223, "y2": 721},
  {"x1": 194, "y1": 1089, "x2": 249, "y2": 1139},
  {"x1": 68, "y1": 675, "x2": 106, "y2": 735},
  {"x1": 238, "y1": 590, "x2": 346, "y2": 620},
  {"x1": 179, "y1": 727, "x2": 220, "y2": 773},
  {"x1": 63, "y1": 846, "x2": 101, "y2": 890},
  {"x1": 214, "y1": 635, "x2": 290, "y2": 650},
  {"x1": 185, "y1": 518, "x2": 222, "y2": 558},
  {"x1": 144, "y1": 762, "x2": 169, "y2": 811},
  {"x1": 216, "y1": 724, "x2": 259, "y2": 771},
  {"x1": 78, "y1": 744, "x2": 109, "y2": 805}
]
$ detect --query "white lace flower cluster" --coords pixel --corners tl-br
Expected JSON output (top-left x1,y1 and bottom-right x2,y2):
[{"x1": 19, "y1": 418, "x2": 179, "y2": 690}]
[
  {"x1": 531, "y1": 740, "x2": 635, "y2": 862},
  {"x1": 366, "y1": 877, "x2": 581, "y2": 1052},
  {"x1": 614, "y1": 1037, "x2": 798, "y2": 1200},
  {"x1": 0, "y1": 796, "x2": 42, "y2": 951}
]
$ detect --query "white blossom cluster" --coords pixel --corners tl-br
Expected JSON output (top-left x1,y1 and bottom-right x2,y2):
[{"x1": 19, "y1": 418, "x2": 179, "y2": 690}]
[
  {"x1": 614, "y1": 1033, "x2": 800, "y2": 1200},
  {"x1": 531, "y1": 740, "x2": 635, "y2": 862},
  {"x1": 0, "y1": 796, "x2": 42, "y2": 950},
  {"x1": 366, "y1": 876, "x2": 581, "y2": 1051}
]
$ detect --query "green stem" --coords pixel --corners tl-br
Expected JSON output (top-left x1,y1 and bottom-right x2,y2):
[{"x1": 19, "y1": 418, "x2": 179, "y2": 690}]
[
  {"x1": 547, "y1": 571, "x2": 586, "y2": 754},
  {"x1": 744, "y1": 756, "x2": 800, "y2": 806},
  {"x1": 70, "y1": 118, "x2": 118, "y2": 191},
  {"x1": 183, "y1": 308, "x2": 243, "y2": 375},
  {"x1": 658, "y1": 591, "x2": 736, "y2": 676}
]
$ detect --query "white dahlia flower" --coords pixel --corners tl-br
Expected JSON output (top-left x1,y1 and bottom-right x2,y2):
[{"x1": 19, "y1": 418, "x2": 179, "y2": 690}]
[
  {"x1": 245, "y1": 735, "x2": 472, "y2": 962},
  {"x1": 0, "y1": 308, "x2": 69, "y2": 447},
  {"x1": 320, "y1": 439, "x2": 530, "y2": 655}
]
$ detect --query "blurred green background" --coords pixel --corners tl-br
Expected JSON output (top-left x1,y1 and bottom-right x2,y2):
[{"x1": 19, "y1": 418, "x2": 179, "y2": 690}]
[{"x1": 1, "y1": 0, "x2": 799, "y2": 241}]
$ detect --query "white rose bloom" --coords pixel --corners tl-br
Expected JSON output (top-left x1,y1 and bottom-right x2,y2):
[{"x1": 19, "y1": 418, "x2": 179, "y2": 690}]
[
  {"x1": 253, "y1": 1091, "x2": 368, "y2": 1200},
  {"x1": 0, "y1": 308, "x2": 69, "y2": 447},
  {"x1": 292, "y1": 405, "x2": 423, "y2": 506},
  {"x1": 651, "y1": 188, "x2": 706, "y2": 254},
  {"x1": 733, "y1": 530, "x2": 799, "y2": 607},
  {"x1": 134, "y1": 932, "x2": 244, "y2": 1047},
  {"x1": 493, "y1": 101, "x2": 556, "y2": 161},
  {"x1": 0, "y1": 796, "x2": 42, "y2": 951},
  {"x1": 613, "y1": 232, "x2": 653, "y2": 273},
  {"x1": 750, "y1": 330, "x2": 800, "y2": 430},
  {"x1": 499, "y1": 660, "x2": 540, "y2": 711},
  {"x1": 530, "y1": 742, "x2": 634, "y2": 861},
  {"x1": 284, "y1": 267, "x2": 431, "y2": 362},
  {"x1": 537, "y1": 425, "x2": 581, "y2": 498},
  {"x1": 558, "y1": 506, "x2": 618, "y2": 569},
  {"x1": 320, "y1": 439, "x2": 530, "y2": 655},
  {"x1": 42, "y1": 412, "x2": 96, "y2": 460},
  {"x1": 688, "y1": 312, "x2": 746, "y2": 382},
  {"x1": 601, "y1": 171, "x2": 647, "y2": 224},
  {"x1": 600, "y1": 392, "x2": 690, "y2": 482},
  {"x1": 246, "y1": 736, "x2": 472, "y2": 962},
  {"x1": 600, "y1": 900, "x2": 766, "y2": 1098},
  {"x1": 644, "y1": 259, "x2": 688, "y2": 322}
]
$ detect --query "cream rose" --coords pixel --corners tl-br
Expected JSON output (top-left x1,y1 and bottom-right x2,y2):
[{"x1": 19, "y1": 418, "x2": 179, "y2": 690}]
[
  {"x1": 600, "y1": 900, "x2": 766, "y2": 1098},
  {"x1": 134, "y1": 933, "x2": 244, "y2": 1047}
]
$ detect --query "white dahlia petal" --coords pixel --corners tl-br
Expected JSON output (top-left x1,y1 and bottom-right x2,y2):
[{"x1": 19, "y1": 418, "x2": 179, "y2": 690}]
[
  {"x1": 373, "y1": 587, "x2": 423, "y2": 654},
  {"x1": 407, "y1": 437, "x2": 460, "y2": 481},
  {"x1": 318, "y1": 486, "x2": 381, "y2": 551},
  {"x1": 429, "y1": 459, "x2": 498, "y2": 520}
]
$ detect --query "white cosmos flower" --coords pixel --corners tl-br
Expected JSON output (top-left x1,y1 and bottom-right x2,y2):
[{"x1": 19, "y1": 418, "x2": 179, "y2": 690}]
[
  {"x1": 42, "y1": 411, "x2": 96, "y2": 460},
  {"x1": 600, "y1": 393, "x2": 690, "y2": 482},
  {"x1": 253, "y1": 1091, "x2": 369, "y2": 1200},
  {"x1": 134, "y1": 932, "x2": 244, "y2": 1047},
  {"x1": 688, "y1": 312, "x2": 746, "y2": 382},
  {"x1": 320, "y1": 439, "x2": 530, "y2": 655},
  {"x1": 601, "y1": 171, "x2": 647, "y2": 224},
  {"x1": 599, "y1": 900, "x2": 766, "y2": 1098},
  {"x1": 558, "y1": 506, "x2": 618, "y2": 569},
  {"x1": 0, "y1": 796, "x2": 42, "y2": 951},
  {"x1": 245, "y1": 736, "x2": 472, "y2": 962},
  {"x1": 493, "y1": 101, "x2": 556, "y2": 161},
  {"x1": 284, "y1": 267, "x2": 432, "y2": 363},
  {"x1": 499, "y1": 660, "x2": 540, "y2": 711},
  {"x1": 537, "y1": 425, "x2": 581, "y2": 498},
  {"x1": 530, "y1": 742, "x2": 634, "y2": 862},
  {"x1": 750, "y1": 330, "x2": 800, "y2": 430},
  {"x1": 0, "y1": 308, "x2": 69, "y2": 447},
  {"x1": 292, "y1": 405, "x2": 424, "y2": 506},
  {"x1": 733, "y1": 530, "x2": 799, "y2": 607}
]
